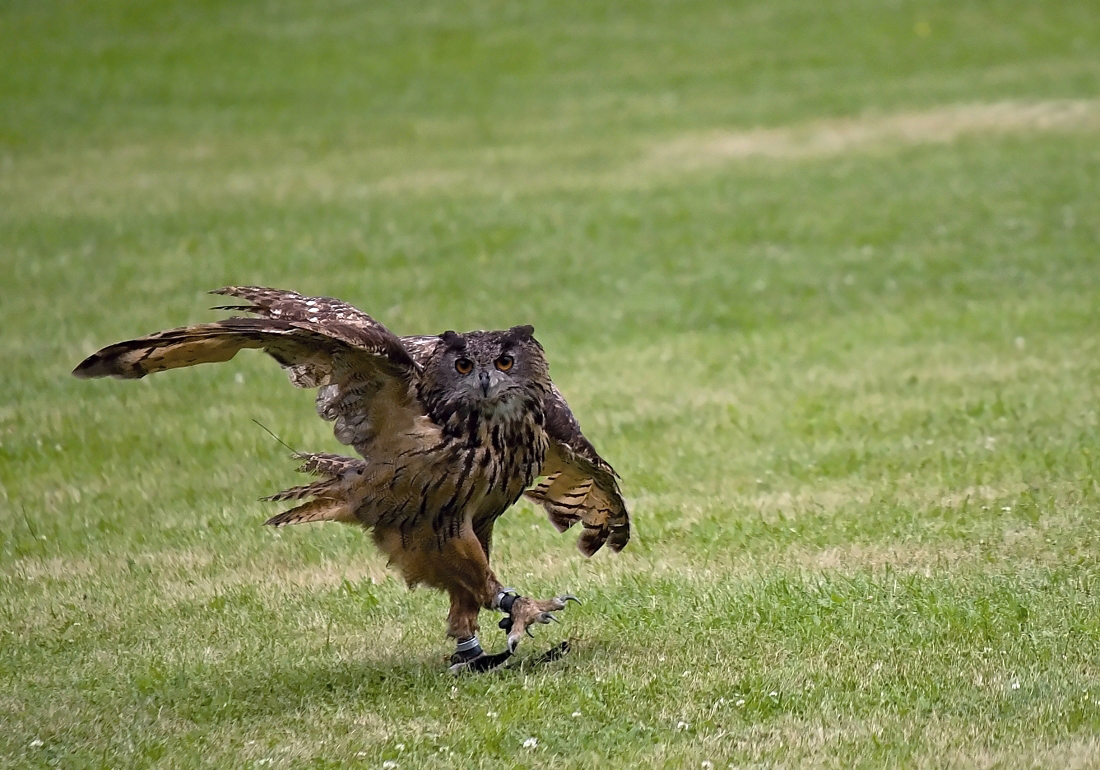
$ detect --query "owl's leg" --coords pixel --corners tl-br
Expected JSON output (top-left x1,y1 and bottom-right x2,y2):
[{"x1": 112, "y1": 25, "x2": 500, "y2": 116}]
[
  {"x1": 446, "y1": 587, "x2": 481, "y2": 641},
  {"x1": 433, "y1": 530, "x2": 576, "y2": 672},
  {"x1": 471, "y1": 521, "x2": 578, "y2": 655},
  {"x1": 447, "y1": 588, "x2": 492, "y2": 667},
  {"x1": 433, "y1": 532, "x2": 515, "y2": 673}
]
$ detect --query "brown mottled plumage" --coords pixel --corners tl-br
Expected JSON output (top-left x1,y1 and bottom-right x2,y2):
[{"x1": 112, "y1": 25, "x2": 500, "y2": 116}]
[{"x1": 73, "y1": 286, "x2": 630, "y2": 670}]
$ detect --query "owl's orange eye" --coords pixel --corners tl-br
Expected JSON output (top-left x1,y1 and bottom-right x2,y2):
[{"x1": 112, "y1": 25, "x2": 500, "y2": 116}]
[
  {"x1": 455, "y1": 357, "x2": 474, "y2": 374},
  {"x1": 495, "y1": 354, "x2": 514, "y2": 372}
]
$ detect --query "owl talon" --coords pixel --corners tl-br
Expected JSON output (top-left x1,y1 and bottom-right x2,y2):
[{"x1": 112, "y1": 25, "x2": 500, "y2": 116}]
[{"x1": 501, "y1": 594, "x2": 579, "y2": 652}]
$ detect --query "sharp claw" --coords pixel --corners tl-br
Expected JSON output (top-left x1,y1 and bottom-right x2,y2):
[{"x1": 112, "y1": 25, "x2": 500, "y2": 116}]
[
  {"x1": 543, "y1": 613, "x2": 558, "y2": 624},
  {"x1": 560, "y1": 594, "x2": 581, "y2": 605}
]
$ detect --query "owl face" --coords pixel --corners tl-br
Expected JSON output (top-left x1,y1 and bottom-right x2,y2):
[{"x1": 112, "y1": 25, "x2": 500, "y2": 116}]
[{"x1": 426, "y1": 326, "x2": 549, "y2": 413}]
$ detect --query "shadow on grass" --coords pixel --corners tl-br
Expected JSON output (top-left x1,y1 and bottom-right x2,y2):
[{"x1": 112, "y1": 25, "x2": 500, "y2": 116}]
[
  {"x1": 156, "y1": 637, "x2": 605, "y2": 724},
  {"x1": 152, "y1": 655, "x2": 441, "y2": 723}
]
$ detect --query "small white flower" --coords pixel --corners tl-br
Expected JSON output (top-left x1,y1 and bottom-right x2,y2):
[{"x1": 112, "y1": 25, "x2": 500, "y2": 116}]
[
  {"x1": 522, "y1": 737, "x2": 538, "y2": 749},
  {"x1": 356, "y1": 752, "x2": 368, "y2": 758},
  {"x1": 383, "y1": 761, "x2": 398, "y2": 770},
  {"x1": 395, "y1": 744, "x2": 405, "y2": 752},
  {"x1": 572, "y1": 711, "x2": 583, "y2": 717},
  {"x1": 486, "y1": 711, "x2": 498, "y2": 718},
  {"x1": 769, "y1": 691, "x2": 778, "y2": 697},
  {"x1": 736, "y1": 698, "x2": 746, "y2": 706},
  {"x1": 1002, "y1": 506, "x2": 1012, "y2": 512},
  {"x1": 702, "y1": 762, "x2": 714, "y2": 770},
  {"x1": 676, "y1": 721, "x2": 690, "y2": 731},
  {"x1": 1012, "y1": 680, "x2": 1021, "y2": 690},
  {"x1": 29, "y1": 739, "x2": 44, "y2": 748}
]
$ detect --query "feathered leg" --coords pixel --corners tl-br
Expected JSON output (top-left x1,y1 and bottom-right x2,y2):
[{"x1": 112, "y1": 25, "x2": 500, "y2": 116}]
[
  {"x1": 375, "y1": 524, "x2": 578, "y2": 672},
  {"x1": 435, "y1": 534, "x2": 578, "y2": 672}
]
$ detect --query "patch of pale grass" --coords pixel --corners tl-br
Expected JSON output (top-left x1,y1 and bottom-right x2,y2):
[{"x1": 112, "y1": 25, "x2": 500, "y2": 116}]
[
  {"x1": 8, "y1": 556, "x2": 103, "y2": 581},
  {"x1": 9, "y1": 99, "x2": 1099, "y2": 220},
  {"x1": 269, "y1": 560, "x2": 393, "y2": 589},
  {"x1": 715, "y1": 718, "x2": 1100, "y2": 769},
  {"x1": 663, "y1": 477, "x2": 1026, "y2": 522},
  {"x1": 948, "y1": 736, "x2": 1100, "y2": 770},
  {"x1": 649, "y1": 98, "x2": 1100, "y2": 169},
  {"x1": 786, "y1": 542, "x2": 979, "y2": 574}
]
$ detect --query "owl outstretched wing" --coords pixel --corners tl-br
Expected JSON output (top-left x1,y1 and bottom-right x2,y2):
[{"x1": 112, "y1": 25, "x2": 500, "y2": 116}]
[
  {"x1": 72, "y1": 286, "x2": 423, "y2": 457},
  {"x1": 525, "y1": 383, "x2": 631, "y2": 556}
]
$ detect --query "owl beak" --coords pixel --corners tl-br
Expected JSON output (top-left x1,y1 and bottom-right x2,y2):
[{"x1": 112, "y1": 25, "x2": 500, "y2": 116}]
[{"x1": 478, "y1": 370, "x2": 491, "y2": 397}]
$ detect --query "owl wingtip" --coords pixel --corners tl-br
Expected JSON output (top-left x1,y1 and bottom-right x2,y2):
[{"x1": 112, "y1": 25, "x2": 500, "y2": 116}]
[{"x1": 72, "y1": 354, "x2": 119, "y2": 379}]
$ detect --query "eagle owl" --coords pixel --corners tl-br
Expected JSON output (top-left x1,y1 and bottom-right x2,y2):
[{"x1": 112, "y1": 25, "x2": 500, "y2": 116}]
[{"x1": 73, "y1": 287, "x2": 630, "y2": 672}]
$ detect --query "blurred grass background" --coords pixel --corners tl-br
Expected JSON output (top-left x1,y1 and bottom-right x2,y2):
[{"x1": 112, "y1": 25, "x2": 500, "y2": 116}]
[{"x1": 3, "y1": 1, "x2": 1100, "y2": 767}]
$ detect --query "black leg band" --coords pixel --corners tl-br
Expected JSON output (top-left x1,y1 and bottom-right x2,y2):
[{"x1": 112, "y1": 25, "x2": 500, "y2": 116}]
[{"x1": 494, "y1": 589, "x2": 519, "y2": 613}]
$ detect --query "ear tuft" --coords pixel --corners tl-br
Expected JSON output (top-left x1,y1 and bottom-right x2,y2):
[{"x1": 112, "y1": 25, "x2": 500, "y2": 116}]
[
  {"x1": 508, "y1": 324, "x2": 535, "y2": 341},
  {"x1": 440, "y1": 330, "x2": 467, "y2": 350}
]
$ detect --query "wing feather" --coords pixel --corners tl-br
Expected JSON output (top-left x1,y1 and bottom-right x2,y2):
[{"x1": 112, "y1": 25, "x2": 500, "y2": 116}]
[
  {"x1": 400, "y1": 334, "x2": 442, "y2": 369},
  {"x1": 209, "y1": 286, "x2": 417, "y2": 371},
  {"x1": 73, "y1": 289, "x2": 422, "y2": 457},
  {"x1": 525, "y1": 385, "x2": 630, "y2": 555}
]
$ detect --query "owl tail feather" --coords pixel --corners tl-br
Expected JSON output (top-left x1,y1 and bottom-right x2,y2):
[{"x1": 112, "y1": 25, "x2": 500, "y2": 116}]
[
  {"x1": 264, "y1": 498, "x2": 357, "y2": 527},
  {"x1": 263, "y1": 452, "x2": 367, "y2": 526}
]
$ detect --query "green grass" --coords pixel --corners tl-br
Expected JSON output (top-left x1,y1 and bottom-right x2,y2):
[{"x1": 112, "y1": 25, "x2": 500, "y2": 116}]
[{"x1": 4, "y1": 0, "x2": 1100, "y2": 766}]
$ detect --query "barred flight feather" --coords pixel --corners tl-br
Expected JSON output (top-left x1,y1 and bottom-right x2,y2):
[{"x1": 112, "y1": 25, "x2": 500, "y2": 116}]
[{"x1": 265, "y1": 498, "x2": 357, "y2": 527}]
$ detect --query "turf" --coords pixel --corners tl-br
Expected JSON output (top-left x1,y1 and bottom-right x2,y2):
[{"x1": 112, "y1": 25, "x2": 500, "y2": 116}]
[{"x1": 3, "y1": 0, "x2": 1100, "y2": 767}]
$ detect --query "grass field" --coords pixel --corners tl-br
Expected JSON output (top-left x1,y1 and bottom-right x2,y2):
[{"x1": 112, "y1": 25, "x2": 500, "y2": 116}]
[{"x1": 4, "y1": 0, "x2": 1100, "y2": 767}]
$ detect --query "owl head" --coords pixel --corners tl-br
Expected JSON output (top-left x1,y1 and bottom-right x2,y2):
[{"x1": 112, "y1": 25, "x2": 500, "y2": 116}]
[{"x1": 420, "y1": 325, "x2": 550, "y2": 418}]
